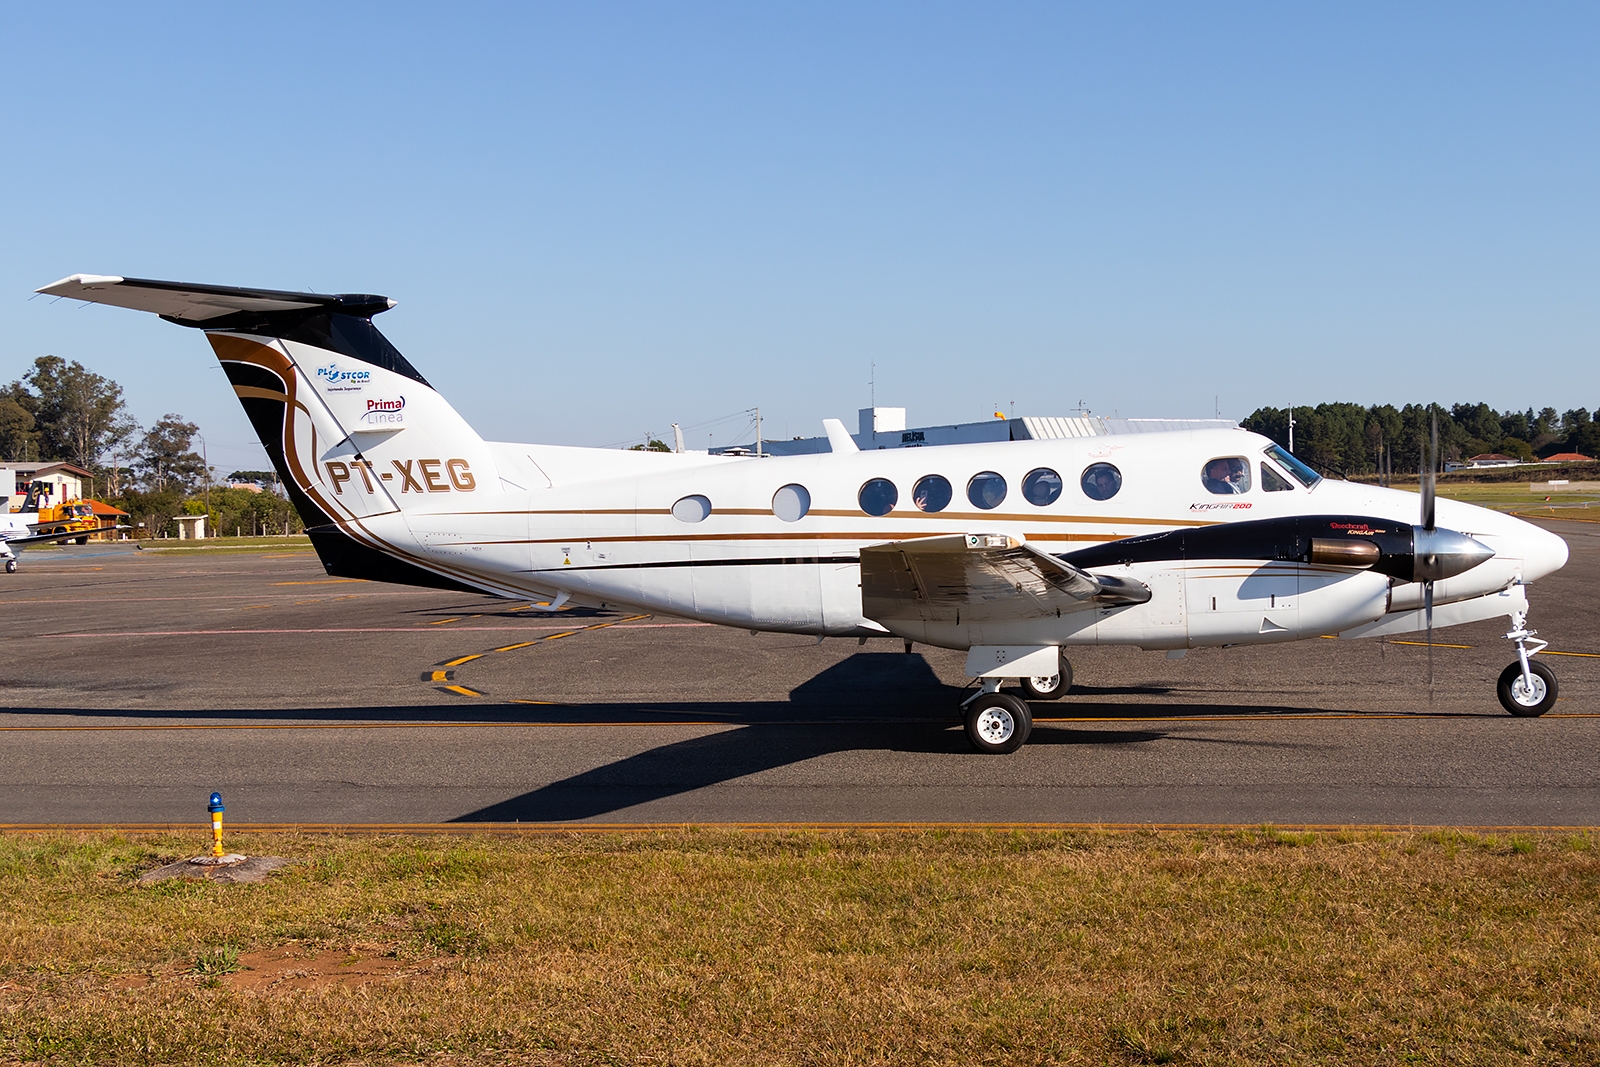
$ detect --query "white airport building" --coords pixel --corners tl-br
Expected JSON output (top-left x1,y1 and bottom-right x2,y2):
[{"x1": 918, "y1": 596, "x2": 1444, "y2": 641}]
[{"x1": 713, "y1": 407, "x2": 1238, "y2": 457}]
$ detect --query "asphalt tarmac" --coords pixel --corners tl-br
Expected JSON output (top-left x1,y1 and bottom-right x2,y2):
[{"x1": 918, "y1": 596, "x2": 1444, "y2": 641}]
[{"x1": 2, "y1": 517, "x2": 1596, "y2": 828}]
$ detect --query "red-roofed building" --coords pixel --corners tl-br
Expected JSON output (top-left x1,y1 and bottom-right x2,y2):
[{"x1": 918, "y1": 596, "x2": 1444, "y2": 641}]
[
  {"x1": 84, "y1": 499, "x2": 130, "y2": 541},
  {"x1": 1541, "y1": 452, "x2": 1594, "y2": 464}
]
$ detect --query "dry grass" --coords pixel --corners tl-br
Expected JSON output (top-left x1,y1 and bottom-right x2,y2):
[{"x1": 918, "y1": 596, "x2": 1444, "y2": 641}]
[{"x1": 1, "y1": 829, "x2": 1598, "y2": 1065}]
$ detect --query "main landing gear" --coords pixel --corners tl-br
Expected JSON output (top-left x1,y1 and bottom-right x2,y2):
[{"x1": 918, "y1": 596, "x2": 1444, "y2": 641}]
[
  {"x1": 1498, "y1": 609, "x2": 1557, "y2": 717},
  {"x1": 1018, "y1": 650, "x2": 1073, "y2": 701},
  {"x1": 960, "y1": 649, "x2": 1073, "y2": 753},
  {"x1": 963, "y1": 682, "x2": 1033, "y2": 754},
  {"x1": 3, "y1": 557, "x2": 15, "y2": 574}
]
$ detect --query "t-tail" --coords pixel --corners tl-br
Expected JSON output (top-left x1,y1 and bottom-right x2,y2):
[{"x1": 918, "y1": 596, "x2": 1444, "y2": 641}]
[{"x1": 35, "y1": 275, "x2": 502, "y2": 593}]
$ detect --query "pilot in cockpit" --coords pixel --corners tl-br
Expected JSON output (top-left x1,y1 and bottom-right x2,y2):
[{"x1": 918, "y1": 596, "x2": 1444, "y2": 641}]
[{"x1": 1202, "y1": 457, "x2": 1251, "y2": 495}]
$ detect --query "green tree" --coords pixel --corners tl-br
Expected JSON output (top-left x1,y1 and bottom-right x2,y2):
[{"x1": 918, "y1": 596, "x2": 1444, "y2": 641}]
[
  {"x1": 134, "y1": 414, "x2": 206, "y2": 493},
  {"x1": 628, "y1": 439, "x2": 673, "y2": 452},
  {"x1": 1566, "y1": 422, "x2": 1600, "y2": 459},
  {"x1": 10, "y1": 356, "x2": 139, "y2": 468},
  {"x1": 0, "y1": 398, "x2": 37, "y2": 461},
  {"x1": 115, "y1": 487, "x2": 184, "y2": 540}
]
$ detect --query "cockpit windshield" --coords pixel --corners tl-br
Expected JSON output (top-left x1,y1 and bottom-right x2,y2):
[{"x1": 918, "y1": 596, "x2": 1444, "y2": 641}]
[{"x1": 1265, "y1": 444, "x2": 1321, "y2": 488}]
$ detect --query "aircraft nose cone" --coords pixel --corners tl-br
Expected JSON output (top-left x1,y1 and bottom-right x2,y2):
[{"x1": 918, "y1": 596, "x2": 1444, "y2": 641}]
[
  {"x1": 1413, "y1": 527, "x2": 1495, "y2": 582},
  {"x1": 1518, "y1": 521, "x2": 1569, "y2": 582}
]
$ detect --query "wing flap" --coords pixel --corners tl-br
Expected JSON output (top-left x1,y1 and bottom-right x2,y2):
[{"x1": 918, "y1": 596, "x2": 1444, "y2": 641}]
[{"x1": 860, "y1": 533, "x2": 1149, "y2": 625}]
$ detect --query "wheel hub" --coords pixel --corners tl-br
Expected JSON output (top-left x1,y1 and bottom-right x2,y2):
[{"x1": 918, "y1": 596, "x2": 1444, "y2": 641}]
[
  {"x1": 1511, "y1": 673, "x2": 1546, "y2": 706},
  {"x1": 974, "y1": 707, "x2": 1015, "y2": 744}
]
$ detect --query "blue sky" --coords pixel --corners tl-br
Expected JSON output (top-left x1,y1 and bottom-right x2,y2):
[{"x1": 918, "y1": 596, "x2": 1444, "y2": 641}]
[{"x1": 3, "y1": 3, "x2": 1595, "y2": 470}]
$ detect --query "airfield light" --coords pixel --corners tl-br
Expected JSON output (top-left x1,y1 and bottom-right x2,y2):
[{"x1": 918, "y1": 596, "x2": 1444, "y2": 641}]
[{"x1": 207, "y1": 792, "x2": 226, "y2": 857}]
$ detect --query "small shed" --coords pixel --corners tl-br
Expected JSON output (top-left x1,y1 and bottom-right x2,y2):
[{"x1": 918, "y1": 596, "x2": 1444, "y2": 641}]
[{"x1": 172, "y1": 514, "x2": 208, "y2": 540}]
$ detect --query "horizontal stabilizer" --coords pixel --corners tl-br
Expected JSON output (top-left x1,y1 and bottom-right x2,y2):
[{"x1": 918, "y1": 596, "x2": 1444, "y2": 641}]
[{"x1": 35, "y1": 275, "x2": 394, "y2": 324}]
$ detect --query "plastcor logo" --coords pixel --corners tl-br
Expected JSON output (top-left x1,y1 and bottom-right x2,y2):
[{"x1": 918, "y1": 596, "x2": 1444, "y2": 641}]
[{"x1": 315, "y1": 363, "x2": 371, "y2": 385}]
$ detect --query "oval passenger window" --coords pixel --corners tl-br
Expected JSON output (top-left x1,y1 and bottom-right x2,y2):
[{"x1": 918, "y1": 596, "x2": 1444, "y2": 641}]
[
  {"x1": 858, "y1": 478, "x2": 899, "y2": 516},
  {"x1": 912, "y1": 474, "x2": 952, "y2": 513},
  {"x1": 1021, "y1": 468, "x2": 1062, "y2": 506},
  {"x1": 966, "y1": 471, "x2": 1006, "y2": 510},
  {"x1": 772, "y1": 484, "x2": 811, "y2": 522},
  {"x1": 1080, "y1": 463, "x2": 1122, "y2": 501},
  {"x1": 671, "y1": 494, "x2": 712, "y2": 523}
]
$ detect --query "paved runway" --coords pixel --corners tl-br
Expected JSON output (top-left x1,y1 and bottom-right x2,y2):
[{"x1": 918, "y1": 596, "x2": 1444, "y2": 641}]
[{"x1": 2, "y1": 518, "x2": 1596, "y2": 827}]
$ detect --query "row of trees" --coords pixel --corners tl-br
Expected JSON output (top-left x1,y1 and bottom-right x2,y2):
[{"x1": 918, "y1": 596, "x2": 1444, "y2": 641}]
[
  {"x1": 3, "y1": 355, "x2": 302, "y2": 537},
  {"x1": 1241, "y1": 403, "x2": 1600, "y2": 478}
]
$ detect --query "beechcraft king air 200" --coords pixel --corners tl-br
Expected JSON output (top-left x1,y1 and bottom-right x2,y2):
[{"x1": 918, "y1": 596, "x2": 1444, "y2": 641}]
[{"x1": 39, "y1": 274, "x2": 1571, "y2": 752}]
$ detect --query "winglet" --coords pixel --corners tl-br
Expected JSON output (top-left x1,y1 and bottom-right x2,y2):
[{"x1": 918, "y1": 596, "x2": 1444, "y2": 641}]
[{"x1": 822, "y1": 418, "x2": 859, "y2": 453}]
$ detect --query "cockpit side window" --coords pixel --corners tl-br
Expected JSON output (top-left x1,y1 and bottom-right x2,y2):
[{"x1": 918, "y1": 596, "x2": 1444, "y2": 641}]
[
  {"x1": 1264, "y1": 443, "x2": 1322, "y2": 488},
  {"x1": 1261, "y1": 462, "x2": 1294, "y2": 492},
  {"x1": 1201, "y1": 456, "x2": 1251, "y2": 495}
]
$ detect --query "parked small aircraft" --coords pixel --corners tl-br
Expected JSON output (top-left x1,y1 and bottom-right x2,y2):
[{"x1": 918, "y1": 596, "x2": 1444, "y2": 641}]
[
  {"x1": 39, "y1": 274, "x2": 1570, "y2": 750},
  {"x1": 0, "y1": 480, "x2": 128, "y2": 572}
]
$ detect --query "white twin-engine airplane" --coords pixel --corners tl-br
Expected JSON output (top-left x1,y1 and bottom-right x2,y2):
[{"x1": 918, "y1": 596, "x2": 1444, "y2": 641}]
[{"x1": 40, "y1": 275, "x2": 1571, "y2": 752}]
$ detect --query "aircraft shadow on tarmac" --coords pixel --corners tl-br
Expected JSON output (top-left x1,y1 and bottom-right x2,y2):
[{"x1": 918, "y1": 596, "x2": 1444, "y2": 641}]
[
  {"x1": 15, "y1": 653, "x2": 1363, "y2": 823},
  {"x1": 444, "y1": 654, "x2": 1328, "y2": 823}
]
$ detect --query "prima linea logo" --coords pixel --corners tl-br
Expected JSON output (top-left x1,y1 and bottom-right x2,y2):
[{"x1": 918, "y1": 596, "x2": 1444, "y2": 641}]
[{"x1": 360, "y1": 396, "x2": 405, "y2": 425}]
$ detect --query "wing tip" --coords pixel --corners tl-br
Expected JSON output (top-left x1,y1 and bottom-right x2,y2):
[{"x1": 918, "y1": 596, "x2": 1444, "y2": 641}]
[{"x1": 36, "y1": 274, "x2": 124, "y2": 296}]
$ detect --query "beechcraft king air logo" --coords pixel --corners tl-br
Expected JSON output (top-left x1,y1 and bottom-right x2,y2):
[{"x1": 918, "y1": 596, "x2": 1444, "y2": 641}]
[
  {"x1": 314, "y1": 362, "x2": 370, "y2": 392},
  {"x1": 360, "y1": 396, "x2": 405, "y2": 426}
]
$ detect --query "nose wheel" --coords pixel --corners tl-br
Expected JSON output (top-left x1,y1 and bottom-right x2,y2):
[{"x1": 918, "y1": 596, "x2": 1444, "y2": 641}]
[
  {"x1": 1499, "y1": 607, "x2": 1556, "y2": 716},
  {"x1": 1498, "y1": 659, "x2": 1557, "y2": 716}
]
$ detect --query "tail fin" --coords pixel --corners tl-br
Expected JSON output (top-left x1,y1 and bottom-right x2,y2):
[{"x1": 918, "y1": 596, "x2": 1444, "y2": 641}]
[{"x1": 35, "y1": 275, "x2": 498, "y2": 590}]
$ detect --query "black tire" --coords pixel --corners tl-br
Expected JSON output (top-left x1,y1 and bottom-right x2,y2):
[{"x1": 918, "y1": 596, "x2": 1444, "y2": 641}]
[
  {"x1": 1498, "y1": 660, "x2": 1557, "y2": 717},
  {"x1": 74, "y1": 536, "x2": 88, "y2": 545},
  {"x1": 1019, "y1": 652, "x2": 1073, "y2": 701},
  {"x1": 4, "y1": 559, "x2": 14, "y2": 573},
  {"x1": 963, "y1": 693, "x2": 1033, "y2": 754}
]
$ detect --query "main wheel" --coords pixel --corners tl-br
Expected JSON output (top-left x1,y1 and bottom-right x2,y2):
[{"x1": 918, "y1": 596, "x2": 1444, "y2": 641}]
[
  {"x1": 964, "y1": 693, "x2": 1033, "y2": 754},
  {"x1": 1019, "y1": 652, "x2": 1073, "y2": 701},
  {"x1": 4, "y1": 559, "x2": 14, "y2": 573},
  {"x1": 74, "y1": 536, "x2": 88, "y2": 545},
  {"x1": 1498, "y1": 660, "x2": 1557, "y2": 717}
]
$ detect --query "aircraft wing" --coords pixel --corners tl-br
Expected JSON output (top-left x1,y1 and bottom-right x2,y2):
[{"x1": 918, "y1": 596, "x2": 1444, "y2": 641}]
[
  {"x1": 2, "y1": 526, "x2": 131, "y2": 549},
  {"x1": 860, "y1": 533, "x2": 1150, "y2": 625}
]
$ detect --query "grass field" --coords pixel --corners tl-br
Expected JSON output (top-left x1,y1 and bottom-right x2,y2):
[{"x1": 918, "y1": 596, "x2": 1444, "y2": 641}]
[
  {"x1": 2, "y1": 829, "x2": 1597, "y2": 1065},
  {"x1": 132, "y1": 535, "x2": 314, "y2": 552},
  {"x1": 1357, "y1": 480, "x2": 1600, "y2": 514}
]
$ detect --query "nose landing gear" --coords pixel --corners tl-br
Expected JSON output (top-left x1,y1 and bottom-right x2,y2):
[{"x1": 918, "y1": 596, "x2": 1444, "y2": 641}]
[{"x1": 1498, "y1": 608, "x2": 1556, "y2": 717}]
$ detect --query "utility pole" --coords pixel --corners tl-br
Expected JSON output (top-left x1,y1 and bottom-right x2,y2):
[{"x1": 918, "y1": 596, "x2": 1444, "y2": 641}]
[
  {"x1": 1288, "y1": 402, "x2": 1296, "y2": 453},
  {"x1": 197, "y1": 433, "x2": 211, "y2": 520},
  {"x1": 756, "y1": 407, "x2": 763, "y2": 458}
]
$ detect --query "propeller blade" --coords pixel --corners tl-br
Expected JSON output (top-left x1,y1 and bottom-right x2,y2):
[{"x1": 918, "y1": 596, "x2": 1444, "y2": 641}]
[
  {"x1": 1425, "y1": 579, "x2": 1434, "y2": 700},
  {"x1": 1421, "y1": 412, "x2": 1437, "y2": 532}
]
